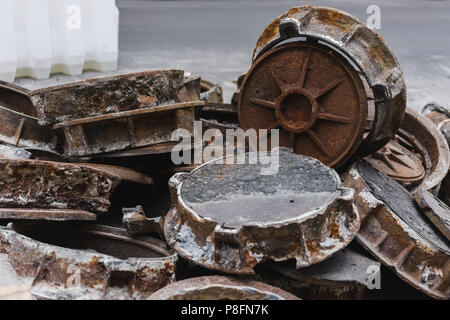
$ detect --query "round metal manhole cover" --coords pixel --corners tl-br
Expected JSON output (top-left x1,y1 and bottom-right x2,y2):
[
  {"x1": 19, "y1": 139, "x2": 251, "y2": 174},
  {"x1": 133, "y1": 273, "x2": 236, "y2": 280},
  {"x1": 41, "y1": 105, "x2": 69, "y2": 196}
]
[
  {"x1": 365, "y1": 140, "x2": 426, "y2": 184},
  {"x1": 164, "y1": 149, "x2": 360, "y2": 274},
  {"x1": 239, "y1": 41, "x2": 368, "y2": 168}
]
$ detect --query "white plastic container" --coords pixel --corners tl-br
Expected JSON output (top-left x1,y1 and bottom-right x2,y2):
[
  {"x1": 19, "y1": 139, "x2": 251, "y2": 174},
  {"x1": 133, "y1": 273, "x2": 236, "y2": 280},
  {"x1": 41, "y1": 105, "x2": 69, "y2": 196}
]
[
  {"x1": 0, "y1": 0, "x2": 119, "y2": 81},
  {"x1": 0, "y1": 0, "x2": 17, "y2": 82}
]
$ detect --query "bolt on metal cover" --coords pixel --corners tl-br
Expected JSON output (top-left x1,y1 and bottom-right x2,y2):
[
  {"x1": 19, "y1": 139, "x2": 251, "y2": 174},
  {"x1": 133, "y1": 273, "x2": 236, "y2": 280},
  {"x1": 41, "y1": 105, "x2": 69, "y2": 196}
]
[{"x1": 164, "y1": 149, "x2": 360, "y2": 274}]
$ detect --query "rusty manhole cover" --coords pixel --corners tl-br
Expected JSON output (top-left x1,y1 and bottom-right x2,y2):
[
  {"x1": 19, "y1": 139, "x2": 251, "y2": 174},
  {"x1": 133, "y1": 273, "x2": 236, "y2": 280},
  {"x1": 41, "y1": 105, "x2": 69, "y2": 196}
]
[
  {"x1": 365, "y1": 140, "x2": 425, "y2": 184},
  {"x1": 0, "y1": 224, "x2": 177, "y2": 300},
  {"x1": 164, "y1": 149, "x2": 359, "y2": 274},
  {"x1": 239, "y1": 42, "x2": 367, "y2": 167},
  {"x1": 415, "y1": 190, "x2": 450, "y2": 242},
  {"x1": 0, "y1": 159, "x2": 120, "y2": 214},
  {"x1": 343, "y1": 160, "x2": 450, "y2": 299},
  {"x1": 258, "y1": 247, "x2": 381, "y2": 300}
]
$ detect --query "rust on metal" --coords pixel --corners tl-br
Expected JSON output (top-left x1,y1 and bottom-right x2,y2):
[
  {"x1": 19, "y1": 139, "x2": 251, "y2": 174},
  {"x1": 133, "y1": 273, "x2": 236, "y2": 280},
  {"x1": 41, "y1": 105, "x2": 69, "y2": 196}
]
[
  {"x1": 88, "y1": 141, "x2": 196, "y2": 158},
  {"x1": 165, "y1": 149, "x2": 359, "y2": 274},
  {"x1": 0, "y1": 208, "x2": 96, "y2": 221},
  {"x1": 29, "y1": 70, "x2": 184, "y2": 125},
  {"x1": 0, "y1": 81, "x2": 37, "y2": 118},
  {"x1": 365, "y1": 140, "x2": 425, "y2": 185},
  {"x1": 201, "y1": 103, "x2": 238, "y2": 124},
  {"x1": 52, "y1": 101, "x2": 204, "y2": 157},
  {"x1": 422, "y1": 103, "x2": 450, "y2": 205},
  {"x1": 75, "y1": 164, "x2": 153, "y2": 184},
  {"x1": 149, "y1": 276, "x2": 299, "y2": 300},
  {"x1": 0, "y1": 144, "x2": 31, "y2": 160},
  {"x1": 343, "y1": 160, "x2": 450, "y2": 300},
  {"x1": 200, "y1": 103, "x2": 239, "y2": 140},
  {"x1": 0, "y1": 286, "x2": 32, "y2": 300},
  {"x1": 200, "y1": 103, "x2": 239, "y2": 136},
  {"x1": 249, "y1": 6, "x2": 406, "y2": 157},
  {"x1": 177, "y1": 76, "x2": 201, "y2": 102},
  {"x1": 200, "y1": 80, "x2": 224, "y2": 104},
  {"x1": 122, "y1": 205, "x2": 164, "y2": 238},
  {"x1": 0, "y1": 106, "x2": 57, "y2": 152},
  {"x1": 239, "y1": 41, "x2": 368, "y2": 168},
  {"x1": 0, "y1": 159, "x2": 120, "y2": 213},
  {"x1": 422, "y1": 103, "x2": 450, "y2": 145},
  {"x1": 256, "y1": 248, "x2": 381, "y2": 300},
  {"x1": 415, "y1": 190, "x2": 450, "y2": 241},
  {"x1": 0, "y1": 224, "x2": 177, "y2": 300}
]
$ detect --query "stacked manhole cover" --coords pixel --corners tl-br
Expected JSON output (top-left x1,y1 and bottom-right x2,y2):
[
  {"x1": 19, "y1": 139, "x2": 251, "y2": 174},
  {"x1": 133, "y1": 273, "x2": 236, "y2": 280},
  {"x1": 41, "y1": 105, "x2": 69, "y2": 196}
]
[{"x1": 0, "y1": 6, "x2": 449, "y2": 300}]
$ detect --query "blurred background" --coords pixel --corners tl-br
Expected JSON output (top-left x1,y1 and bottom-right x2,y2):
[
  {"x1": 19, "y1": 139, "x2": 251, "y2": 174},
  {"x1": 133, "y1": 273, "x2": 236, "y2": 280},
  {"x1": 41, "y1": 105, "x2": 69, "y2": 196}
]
[{"x1": 114, "y1": 0, "x2": 450, "y2": 111}]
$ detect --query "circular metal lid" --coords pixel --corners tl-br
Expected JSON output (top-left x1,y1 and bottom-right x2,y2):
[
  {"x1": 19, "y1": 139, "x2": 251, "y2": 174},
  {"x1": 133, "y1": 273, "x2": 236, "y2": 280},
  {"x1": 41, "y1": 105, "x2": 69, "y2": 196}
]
[
  {"x1": 239, "y1": 42, "x2": 367, "y2": 167},
  {"x1": 365, "y1": 140, "x2": 425, "y2": 184}
]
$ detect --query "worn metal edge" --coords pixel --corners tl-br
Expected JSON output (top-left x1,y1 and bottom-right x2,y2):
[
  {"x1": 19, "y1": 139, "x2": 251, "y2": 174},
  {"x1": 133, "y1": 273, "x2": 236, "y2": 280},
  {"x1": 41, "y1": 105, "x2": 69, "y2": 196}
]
[
  {"x1": 148, "y1": 276, "x2": 300, "y2": 300},
  {"x1": 164, "y1": 153, "x2": 360, "y2": 274}
]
